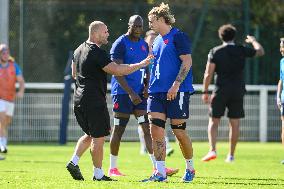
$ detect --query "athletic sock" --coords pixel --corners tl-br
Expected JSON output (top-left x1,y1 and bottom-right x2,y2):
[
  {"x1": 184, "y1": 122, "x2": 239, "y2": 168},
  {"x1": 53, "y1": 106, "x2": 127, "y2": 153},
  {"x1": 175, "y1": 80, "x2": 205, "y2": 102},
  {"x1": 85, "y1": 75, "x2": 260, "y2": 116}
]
[
  {"x1": 148, "y1": 154, "x2": 156, "y2": 169},
  {"x1": 185, "y1": 159, "x2": 194, "y2": 171},
  {"x1": 110, "y1": 154, "x2": 118, "y2": 169},
  {"x1": 156, "y1": 161, "x2": 166, "y2": 178},
  {"x1": 94, "y1": 167, "x2": 104, "y2": 179},
  {"x1": 70, "y1": 154, "x2": 80, "y2": 166},
  {"x1": 2, "y1": 137, "x2": 7, "y2": 147},
  {"x1": 0, "y1": 137, "x2": 3, "y2": 146},
  {"x1": 138, "y1": 127, "x2": 146, "y2": 150}
]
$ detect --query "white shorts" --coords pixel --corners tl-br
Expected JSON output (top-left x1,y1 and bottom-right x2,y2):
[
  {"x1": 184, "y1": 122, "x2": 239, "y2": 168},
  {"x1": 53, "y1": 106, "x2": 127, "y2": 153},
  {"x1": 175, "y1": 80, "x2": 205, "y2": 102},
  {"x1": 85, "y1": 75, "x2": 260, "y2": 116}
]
[{"x1": 0, "y1": 99, "x2": 15, "y2": 116}]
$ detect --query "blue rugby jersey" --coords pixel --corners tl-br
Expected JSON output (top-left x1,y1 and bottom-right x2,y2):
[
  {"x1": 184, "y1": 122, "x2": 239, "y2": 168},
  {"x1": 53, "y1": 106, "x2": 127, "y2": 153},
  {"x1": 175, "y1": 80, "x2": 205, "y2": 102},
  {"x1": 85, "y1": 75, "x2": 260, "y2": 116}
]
[
  {"x1": 148, "y1": 28, "x2": 194, "y2": 93},
  {"x1": 280, "y1": 57, "x2": 284, "y2": 102},
  {"x1": 110, "y1": 35, "x2": 149, "y2": 95}
]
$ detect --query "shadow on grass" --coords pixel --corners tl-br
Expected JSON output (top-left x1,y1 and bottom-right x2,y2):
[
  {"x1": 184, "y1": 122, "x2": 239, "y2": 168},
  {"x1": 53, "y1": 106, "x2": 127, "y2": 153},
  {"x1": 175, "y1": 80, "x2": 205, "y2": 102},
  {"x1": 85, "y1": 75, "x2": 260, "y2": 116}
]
[{"x1": 130, "y1": 176, "x2": 284, "y2": 186}]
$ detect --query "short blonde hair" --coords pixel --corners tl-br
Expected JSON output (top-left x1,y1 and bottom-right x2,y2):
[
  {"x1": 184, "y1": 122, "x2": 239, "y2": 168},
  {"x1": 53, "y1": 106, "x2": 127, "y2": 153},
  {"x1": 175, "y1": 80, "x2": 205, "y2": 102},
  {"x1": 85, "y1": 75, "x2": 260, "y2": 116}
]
[
  {"x1": 148, "y1": 2, "x2": 175, "y2": 25},
  {"x1": 89, "y1": 21, "x2": 105, "y2": 36}
]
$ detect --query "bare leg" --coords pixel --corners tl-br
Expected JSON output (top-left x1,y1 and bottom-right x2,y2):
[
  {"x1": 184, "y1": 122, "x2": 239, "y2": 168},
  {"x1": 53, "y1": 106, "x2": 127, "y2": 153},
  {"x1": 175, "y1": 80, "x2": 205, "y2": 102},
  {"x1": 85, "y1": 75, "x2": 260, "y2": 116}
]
[
  {"x1": 73, "y1": 134, "x2": 91, "y2": 157},
  {"x1": 0, "y1": 113, "x2": 8, "y2": 138},
  {"x1": 0, "y1": 113, "x2": 6, "y2": 142},
  {"x1": 90, "y1": 137, "x2": 105, "y2": 168},
  {"x1": 228, "y1": 118, "x2": 240, "y2": 156},
  {"x1": 3, "y1": 116, "x2": 12, "y2": 137},
  {"x1": 109, "y1": 112, "x2": 129, "y2": 156},
  {"x1": 208, "y1": 117, "x2": 221, "y2": 152},
  {"x1": 151, "y1": 125, "x2": 166, "y2": 161},
  {"x1": 172, "y1": 129, "x2": 192, "y2": 159},
  {"x1": 140, "y1": 123, "x2": 153, "y2": 154},
  {"x1": 109, "y1": 125, "x2": 126, "y2": 156},
  {"x1": 134, "y1": 110, "x2": 153, "y2": 154},
  {"x1": 0, "y1": 114, "x2": 11, "y2": 150},
  {"x1": 149, "y1": 112, "x2": 166, "y2": 177}
]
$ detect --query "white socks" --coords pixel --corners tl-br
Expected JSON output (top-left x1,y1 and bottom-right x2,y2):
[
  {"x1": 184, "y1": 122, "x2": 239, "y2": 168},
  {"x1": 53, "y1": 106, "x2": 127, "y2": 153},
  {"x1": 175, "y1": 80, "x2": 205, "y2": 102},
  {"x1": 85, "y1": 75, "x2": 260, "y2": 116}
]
[
  {"x1": 148, "y1": 154, "x2": 156, "y2": 169},
  {"x1": 185, "y1": 159, "x2": 194, "y2": 171},
  {"x1": 138, "y1": 126, "x2": 146, "y2": 150},
  {"x1": 70, "y1": 154, "x2": 80, "y2": 166},
  {"x1": 3, "y1": 137, "x2": 7, "y2": 147},
  {"x1": 0, "y1": 137, "x2": 7, "y2": 147},
  {"x1": 110, "y1": 154, "x2": 118, "y2": 169},
  {"x1": 94, "y1": 167, "x2": 104, "y2": 179},
  {"x1": 156, "y1": 161, "x2": 166, "y2": 177}
]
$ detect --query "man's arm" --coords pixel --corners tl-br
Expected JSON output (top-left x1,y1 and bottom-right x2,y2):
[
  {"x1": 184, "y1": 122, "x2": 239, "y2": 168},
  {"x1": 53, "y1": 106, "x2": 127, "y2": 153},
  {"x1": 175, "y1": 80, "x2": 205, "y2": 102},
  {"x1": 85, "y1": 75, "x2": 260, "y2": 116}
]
[
  {"x1": 71, "y1": 60, "x2": 76, "y2": 79},
  {"x1": 143, "y1": 66, "x2": 150, "y2": 98},
  {"x1": 277, "y1": 80, "x2": 283, "y2": 109},
  {"x1": 16, "y1": 75, "x2": 25, "y2": 98},
  {"x1": 167, "y1": 54, "x2": 192, "y2": 101},
  {"x1": 245, "y1": 35, "x2": 265, "y2": 57},
  {"x1": 113, "y1": 59, "x2": 142, "y2": 105},
  {"x1": 202, "y1": 61, "x2": 215, "y2": 104},
  {"x1": 102, "y1": 55, "x2": 153, "y2": 76}
]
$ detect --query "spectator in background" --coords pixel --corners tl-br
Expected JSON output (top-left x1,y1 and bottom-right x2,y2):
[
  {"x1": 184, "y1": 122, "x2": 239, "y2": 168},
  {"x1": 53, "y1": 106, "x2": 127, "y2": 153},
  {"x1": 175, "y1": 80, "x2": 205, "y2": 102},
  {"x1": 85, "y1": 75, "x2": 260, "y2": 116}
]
[
  {"x1": 66, "y1": 20, "x2": 153, "y2": 181},
  {"x1": 0, "y1": 44, "x2": 25, "y2": 154},
  {"x1": 276, "y1": 37, "x2": 284, "y2": 164},
  {"x1": 201, "y1": 24, "x2": 264, "y2": 163}
]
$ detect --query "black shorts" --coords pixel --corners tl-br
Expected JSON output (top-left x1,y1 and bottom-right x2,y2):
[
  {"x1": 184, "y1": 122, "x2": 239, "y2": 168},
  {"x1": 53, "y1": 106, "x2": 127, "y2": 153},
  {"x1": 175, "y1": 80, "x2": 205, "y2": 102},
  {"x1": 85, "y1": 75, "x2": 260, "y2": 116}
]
[
  {"x1": 74, "y1": 98, "x2": 110, "y2": 138},
  {"x1": 209, "y1": 88, "x2": 245, "y2": 118}
]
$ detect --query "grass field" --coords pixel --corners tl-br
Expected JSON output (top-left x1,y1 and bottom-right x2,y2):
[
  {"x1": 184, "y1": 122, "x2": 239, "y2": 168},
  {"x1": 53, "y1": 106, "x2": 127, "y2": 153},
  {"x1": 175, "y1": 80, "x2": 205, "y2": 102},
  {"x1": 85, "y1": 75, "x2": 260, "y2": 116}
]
[{"x1": 0, "y1": 142, "x2": 283, "y2": 189}]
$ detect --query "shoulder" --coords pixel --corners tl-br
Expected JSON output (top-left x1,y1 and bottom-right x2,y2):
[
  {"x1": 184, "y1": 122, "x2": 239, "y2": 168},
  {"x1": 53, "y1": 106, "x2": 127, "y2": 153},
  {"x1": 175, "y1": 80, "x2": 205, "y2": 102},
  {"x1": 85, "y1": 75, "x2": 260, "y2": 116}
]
[
  {"x1": 172, "y1": 29, "x2": 191, "y2": 44},
  {"x1": 234, "y1": 44, "x2": 253, "y2": 51},
  {"x1": 210, "y1": 44, "x2": 224, "y2": 54},
  {"x1": 12, "y1": 62, "x2": 22, "y2": 75},
  {"x1": 173, "y1": 28, "x2": 188, "y2": 37},
  {"x1": 113, "y1": 35, "x2": 126, "y2": 45}
]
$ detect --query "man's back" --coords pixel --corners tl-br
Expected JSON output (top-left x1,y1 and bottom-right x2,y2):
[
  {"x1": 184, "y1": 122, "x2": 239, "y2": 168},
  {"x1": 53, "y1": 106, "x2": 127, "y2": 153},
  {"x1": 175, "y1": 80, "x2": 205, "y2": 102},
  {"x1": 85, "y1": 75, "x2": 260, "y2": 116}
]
[{"x1": 209, "y1": 44, "x2": 256, "y2": 89}]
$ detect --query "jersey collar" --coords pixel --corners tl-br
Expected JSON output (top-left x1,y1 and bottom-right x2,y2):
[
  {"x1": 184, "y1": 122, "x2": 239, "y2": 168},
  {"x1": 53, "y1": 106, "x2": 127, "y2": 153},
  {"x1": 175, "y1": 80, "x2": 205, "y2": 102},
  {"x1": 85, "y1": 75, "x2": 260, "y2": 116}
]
[{"x1": 222, "y1": 41, "x2": 235, "y2": 46}]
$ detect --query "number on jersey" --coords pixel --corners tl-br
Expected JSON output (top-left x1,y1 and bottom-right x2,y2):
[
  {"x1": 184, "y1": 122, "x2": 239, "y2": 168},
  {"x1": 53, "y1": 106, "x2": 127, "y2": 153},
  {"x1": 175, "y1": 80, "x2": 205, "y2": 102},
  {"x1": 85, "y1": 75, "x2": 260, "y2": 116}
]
[{"x1": 155, "y1": 64, "x2": 160, "y2": 79}]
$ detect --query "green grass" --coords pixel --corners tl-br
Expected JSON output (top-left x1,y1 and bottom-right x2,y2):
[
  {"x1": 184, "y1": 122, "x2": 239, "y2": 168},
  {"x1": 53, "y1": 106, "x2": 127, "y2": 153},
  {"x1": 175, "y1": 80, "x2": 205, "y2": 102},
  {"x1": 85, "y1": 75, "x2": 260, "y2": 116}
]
[{"x1": 0, "y1": 142, "x2": 283, "y2": 189}]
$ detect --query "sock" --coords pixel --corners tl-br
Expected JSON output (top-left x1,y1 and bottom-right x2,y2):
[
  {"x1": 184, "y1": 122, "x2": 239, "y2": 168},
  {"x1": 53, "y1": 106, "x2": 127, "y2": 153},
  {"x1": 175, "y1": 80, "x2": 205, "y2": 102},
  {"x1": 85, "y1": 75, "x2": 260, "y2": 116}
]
[
  {"x1": 93, "y1": 167, "x2": 104, "y2": 179},
  {"x1": 110, "y1": 154, "x2": 118, "y2": 169},
  {"x1": 70, "y1": 154, "x2": 80, "y2": 166},
  {"x1": 138, "y1": 127, "x2": 146, "y2": 150},
  {"x1": 148, "y1": 154, "x2": 156, "y2": 169},
  {"x1": 0, "y1": 137, "x2": 3, "y2": 146},
  {"x1": 185, "y1": 159, "x2": 194, "y2": 171},
  {"x1": 2, "y1": 137, "x2": 7, "y2": 147},
  {"x1": 165, "y1": 136, "x2": 171, "y2": 150},
  {"x1": 156, "y1": 161, "x2": 166, "y2": 178}
]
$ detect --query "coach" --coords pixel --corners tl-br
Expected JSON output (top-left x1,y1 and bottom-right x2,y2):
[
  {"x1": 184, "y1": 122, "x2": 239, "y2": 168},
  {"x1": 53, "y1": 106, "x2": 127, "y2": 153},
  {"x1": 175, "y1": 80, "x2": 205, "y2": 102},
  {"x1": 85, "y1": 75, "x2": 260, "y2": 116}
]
[{"x1": 66, "y1": 20, "x2": 153, "y2": 181}]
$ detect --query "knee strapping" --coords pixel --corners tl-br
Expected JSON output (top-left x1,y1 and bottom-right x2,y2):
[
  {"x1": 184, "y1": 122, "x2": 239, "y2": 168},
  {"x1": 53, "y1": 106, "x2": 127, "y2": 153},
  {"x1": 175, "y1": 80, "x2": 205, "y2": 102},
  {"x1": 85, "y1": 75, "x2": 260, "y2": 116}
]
[
  {"x1": 149, "y1": 118, "x2": 166, "y2": 128},
  {"x1": 113, "y1": 117, "x2": 129, "y2": 127},
  {"x1": 137, "y1": 115, "x2": 149, "y2": 124},
  {"x1": 171, "y1": 122, "x2": 186, "y2": 130}
]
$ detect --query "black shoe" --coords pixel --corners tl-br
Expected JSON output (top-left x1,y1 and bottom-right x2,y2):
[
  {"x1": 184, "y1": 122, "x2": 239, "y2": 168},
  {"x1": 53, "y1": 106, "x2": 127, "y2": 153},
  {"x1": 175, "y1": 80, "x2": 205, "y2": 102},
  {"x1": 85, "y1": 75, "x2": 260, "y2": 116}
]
[
  {"x1": 0, "y1": 146, "x2": 8, "y2": 153},
  {"x1": 66, "y1": 161, "x2": 84, "y2": 180},
  {"x1": 93, "y1": 175, "x2": 116, "y2": 181}
]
